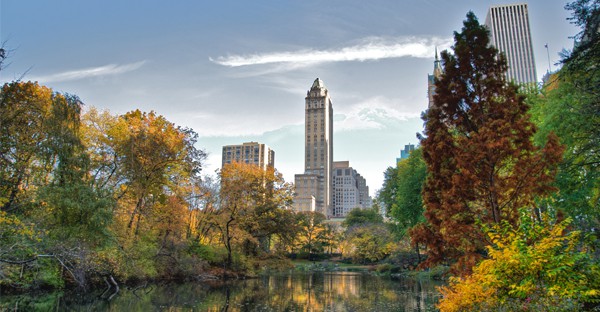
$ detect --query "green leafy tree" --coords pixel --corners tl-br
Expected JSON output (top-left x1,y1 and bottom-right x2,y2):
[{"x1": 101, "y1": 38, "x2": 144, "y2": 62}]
[
  {"x1": 39, "y1": 94, "x2": 114, "y2": 242},
  {"x1": 341, "y1": 207, "x2": 393, "y2": 264},
  {"x1": 294, "y1": 211, "x2": 331, "y2": 260},
  {"x1": 342, "y1": 207, "x2": 383, "y2": 228},
  {"x1": 379, "y1": 166, "x2": 400, "y2": 218},
  {"x1": 525, "y1": 1, "x2": 599, "y2": 258},
  {"x1": 380, "y1": 148, "x2": 427, "y2": 262},
  {"x1": 389, "y1": 148, "x2": 426, "y2": 236},
  {"x1": 412, "y1": 12, "x2": 563, "y2": 275},
  {"x1": 346, "y1": 224, "x2": 394, "y2": 264},
  {"x1": 530, "y1": 77, "x2": 600, "y2": 238}
]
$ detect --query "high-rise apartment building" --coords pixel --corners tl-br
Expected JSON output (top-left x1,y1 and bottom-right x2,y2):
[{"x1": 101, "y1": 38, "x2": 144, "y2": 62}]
[
  {"x1": 485, "y1": 3, "x2": 537, "y2": 84},
  {"x1": 332, "y1": 161, "x2": 371, "y2": 217},
  {"x1": 222, "y1": 141, "x2": 275, "y2": 170},
  {"x1": 294, "y1": 78, "x2": 334, "y2": 215}
]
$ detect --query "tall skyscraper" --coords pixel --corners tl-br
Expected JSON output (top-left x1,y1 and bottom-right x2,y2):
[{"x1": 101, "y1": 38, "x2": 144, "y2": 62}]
[
  {"x1": 294, "y1": 78, "x2": 334, "y2": 215},
  {"x1": 485, "y1": 3, "x2": 537, "y2": 84},
  {"x1": 427, "y1": 48, "x2": 443, "y2": 108},
  {"x1": 222, "y1": 141, "x2": 275, "y2": 170}
]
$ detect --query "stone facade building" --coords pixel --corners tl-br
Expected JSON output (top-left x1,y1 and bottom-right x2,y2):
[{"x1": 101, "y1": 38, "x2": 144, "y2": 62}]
[
  {"x1": 222, "y1": 141, "x2": 274, "y2": 170},
  {"x1": 294, "y1": 78, "x2": 334, "y2": 215}
]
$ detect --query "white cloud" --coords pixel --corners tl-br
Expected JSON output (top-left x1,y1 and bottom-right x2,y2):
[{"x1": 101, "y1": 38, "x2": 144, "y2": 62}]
[
  {"x1": 335, "y1": 96, "x2": 422, "y2": 131},
  {"x1": 31, "y1": 61, "x2": 147, "y2": 83},
  {"x1": 182, "y1": 112, "x2": 297, "y2": 137},
  {"x1": 210, "y1": 36, "x2": 452, "y2": 67},
  {"x1": 186, "y1": 96, "x2": 422, "y2": 137}
]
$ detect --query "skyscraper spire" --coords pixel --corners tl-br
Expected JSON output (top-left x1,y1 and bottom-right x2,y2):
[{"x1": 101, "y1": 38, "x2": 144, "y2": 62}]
[
  {"x1": 311, "y1": 77, "x2": 325, "y2": 89},
  {"x1": 433, "y1": 46, "x2": 443, "y2": 77},
  {"x1": 428, "y1": 48, "x2": 444, "y2": 108}
]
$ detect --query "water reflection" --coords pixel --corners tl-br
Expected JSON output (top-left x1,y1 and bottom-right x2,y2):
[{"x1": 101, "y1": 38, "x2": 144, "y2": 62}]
[{"x1": 1, "y1": 272, "x2": 441, "y2": 311}]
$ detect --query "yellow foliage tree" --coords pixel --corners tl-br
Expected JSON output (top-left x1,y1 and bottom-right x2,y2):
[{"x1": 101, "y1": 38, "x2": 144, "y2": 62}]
[
  {"x1": 437, "y1": 212, "x2": 600, "y2": 311},
  {"x1": 215, "y1": 162, "x2": 294, "y2": 268}
]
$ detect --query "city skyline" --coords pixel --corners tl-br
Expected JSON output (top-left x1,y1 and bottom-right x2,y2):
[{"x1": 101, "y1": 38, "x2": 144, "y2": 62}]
[{"x1": 0, "y1": 1, "x2": 578, "y2": 191}]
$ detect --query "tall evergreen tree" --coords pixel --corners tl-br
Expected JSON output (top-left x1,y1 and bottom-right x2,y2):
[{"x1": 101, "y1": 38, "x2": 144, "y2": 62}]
[{"x1": 411, "y1": 12, "x2": 563, "y2": 275}]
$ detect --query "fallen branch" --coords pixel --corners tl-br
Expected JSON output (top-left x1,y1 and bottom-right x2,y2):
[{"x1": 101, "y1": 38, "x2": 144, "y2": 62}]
[
  {"x1": 100, "y1": 277, "x2": 112, "y2": 299},
  {"x1": 107, "y1": 275, "x2": 119, "y2": 301},
  {"x1": 0, "y1": 254, "x2": 53, "y2": 265}
]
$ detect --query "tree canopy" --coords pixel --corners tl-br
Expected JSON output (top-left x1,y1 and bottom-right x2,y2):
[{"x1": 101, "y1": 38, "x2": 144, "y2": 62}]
[{"x1": 412, "y1": 12, "x2": 563, "y2": 275}]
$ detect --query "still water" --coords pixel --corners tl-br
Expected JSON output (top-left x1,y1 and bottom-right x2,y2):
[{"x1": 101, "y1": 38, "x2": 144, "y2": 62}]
[{"x1": 2, "y1": 272, "x2": 442, "y2": 311}]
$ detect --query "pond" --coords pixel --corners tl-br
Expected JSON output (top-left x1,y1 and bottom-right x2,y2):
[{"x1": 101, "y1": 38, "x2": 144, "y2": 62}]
[{"x1": 1, "y1": 272, "x2": 442, "y2": 311}]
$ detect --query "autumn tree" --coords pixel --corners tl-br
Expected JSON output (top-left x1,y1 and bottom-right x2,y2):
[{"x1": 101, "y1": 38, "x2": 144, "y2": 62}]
[
  {"x1": 0, "y1": 82, "x2": 55, "y2": 212},
  {"x1": 79, "y1": 108, "x2": 206, "y2": 279},
  {"x1": 215, "y1": 162, "x2": 293, "y2": 267},
  {"x1": 188, "y1": 175, "x2": 221, "y2": 245},
  {"x1": 1, "y1": 82, "x2": 217, "y2": 288},
  {"x1": 81, "y1": 108, "x2": 122, "y2": 196},
  {"x1": 412, "y1": 12, "x2": 563, "y2": 275},
  {"x1": 0, "y1": 82, "x2": 115, "y2": 289},
  {"x1": 437, "y1": 211, "x2": 600, "y2": 311},
  {"x1": 113, "y1": 110, "x2": 204, "y2": 235}
]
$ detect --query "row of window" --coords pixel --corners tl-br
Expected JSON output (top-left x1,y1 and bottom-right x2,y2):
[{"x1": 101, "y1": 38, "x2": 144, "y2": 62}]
[{"x1": 488, "y1": 5, "x2": 536, "y2": 83}]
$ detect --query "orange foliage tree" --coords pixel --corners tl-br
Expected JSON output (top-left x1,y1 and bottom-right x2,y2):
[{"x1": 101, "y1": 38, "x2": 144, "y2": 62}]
[{"x1": 411, "y1": 12, "x2": 563, "y2": 275}]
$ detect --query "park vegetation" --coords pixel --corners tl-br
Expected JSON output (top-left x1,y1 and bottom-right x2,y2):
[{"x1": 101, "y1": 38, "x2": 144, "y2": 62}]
[
  {"x1": 379, "y1": 1, "x2": 600, "y2": 310},
  {"x1": 0, "y1": 83, "x2": 339, "y2": 292}
]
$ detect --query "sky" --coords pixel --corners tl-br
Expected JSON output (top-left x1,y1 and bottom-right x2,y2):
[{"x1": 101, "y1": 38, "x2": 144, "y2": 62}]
[{"x1": 0, "y1": 1, "x2": 579, "y2": 195}]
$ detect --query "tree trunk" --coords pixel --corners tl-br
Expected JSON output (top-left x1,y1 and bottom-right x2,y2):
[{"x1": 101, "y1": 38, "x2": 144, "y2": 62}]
[
  {"x1": 415, "y1": 242, "x2": 422, "y2": 264},
  {"x1": 128, "y1": 196, "x2": 144, "y2": 229}
]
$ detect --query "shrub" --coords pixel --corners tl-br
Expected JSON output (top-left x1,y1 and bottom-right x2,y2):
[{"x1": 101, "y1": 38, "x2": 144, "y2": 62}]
[{"x1": 437, "y1": 214, "x2": 600, "y2": 312}]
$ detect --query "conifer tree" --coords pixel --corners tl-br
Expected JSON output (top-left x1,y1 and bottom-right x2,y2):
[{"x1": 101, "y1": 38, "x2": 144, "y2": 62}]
[{"x1": 411, "y1": 12, "x2": 563, "y2": 275}]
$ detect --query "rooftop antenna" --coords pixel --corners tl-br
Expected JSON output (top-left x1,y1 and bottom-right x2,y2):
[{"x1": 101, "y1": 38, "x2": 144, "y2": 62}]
[{"x1": 545, "y1": 43, "x2": 552, "y2": 73}]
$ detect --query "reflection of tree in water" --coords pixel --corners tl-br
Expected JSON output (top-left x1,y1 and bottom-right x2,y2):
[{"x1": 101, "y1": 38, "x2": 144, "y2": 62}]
[
  {"x1": 220, "y1": 287, "x2": 229, "y2": 312},
  {"x1": 244, "y1": 272, "x2": 440, "y2": 311},
  {"x1": 5, "y1": 272, "x2": 442, "y2": 311}
]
